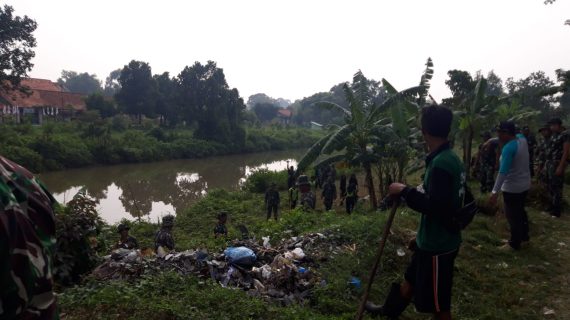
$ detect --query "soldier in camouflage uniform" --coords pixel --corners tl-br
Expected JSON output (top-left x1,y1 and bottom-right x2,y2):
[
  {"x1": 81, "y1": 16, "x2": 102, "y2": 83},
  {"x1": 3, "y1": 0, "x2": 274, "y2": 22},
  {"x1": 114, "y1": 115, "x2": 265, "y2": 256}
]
[
  {"x1": 155, "y1": 215, "x2": 175, "y2": 255},
  {"x1": 477, "y1": 135, "x2": 499, "y2": 193},
  {"x1": 265, "y1": 183, "x2": 280, "y2": 220},
  {"x1": 0, "y1": 155, "x2": 58, "y2": 319},
  {"x1": 536, "y1": 125, "x2": 552, "y2": 185},
  {"x1": 115, "y1": 223, "x2": 139, "y2": 250},
  {"x1": 321, "y1": 178, "x2": 337, "y2": 211},
  {"x1": 545, "y1": 118, "x2": 570, "y2": 217}
]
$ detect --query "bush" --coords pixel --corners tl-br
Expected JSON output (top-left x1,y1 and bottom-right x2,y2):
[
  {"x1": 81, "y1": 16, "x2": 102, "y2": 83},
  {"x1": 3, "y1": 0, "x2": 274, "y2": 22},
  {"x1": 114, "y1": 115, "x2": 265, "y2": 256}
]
[
  {"x1": 0, "y1": 145, "x2": 44, "y2": 172},
  {"x1": 111, "y1": 114, "x2": 131, "y2": 131},
  {"x1": 31, "y1": 135, "x2": 95, "y2": 169},
  {"x1": 54, "y1": 192, "x2": 105, "y2": 285},
  {"x1": 243, "y1": 169, "x2": 288, "y2": 193}
]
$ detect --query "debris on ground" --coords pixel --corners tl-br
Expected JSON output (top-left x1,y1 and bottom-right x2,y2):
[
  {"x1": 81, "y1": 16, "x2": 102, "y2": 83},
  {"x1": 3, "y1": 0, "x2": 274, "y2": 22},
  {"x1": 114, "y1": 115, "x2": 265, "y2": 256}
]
[{"x1": 91, "y1": 230, "x2": 350, "y2": 304}]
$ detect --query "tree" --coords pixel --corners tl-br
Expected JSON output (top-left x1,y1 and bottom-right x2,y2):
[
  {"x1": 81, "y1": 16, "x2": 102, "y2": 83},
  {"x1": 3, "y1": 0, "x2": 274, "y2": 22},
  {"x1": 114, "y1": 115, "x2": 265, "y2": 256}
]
[
  {"x1": 104, "y1": 69, "x2": 121, "y2": 96},
  {"x1": 177, "y1": 61, "x2": 245, "y2": 146},
  {"x1": 115, "y1": 60, "x2": 157, "y2": 124},
  {"x1": 247, "y1": 93, "x2": 274, "y2": 109},
  {"x1": 443, "y1": 70, "x2": 504, "y2": 172},
  {"x1": 297, "y1": 69, "x2": 425, "y2": 209},
  {"x1": 0, "y1": 5, "x2": 37, "y2": 89},
  {"x1": 542, "y1": 69, "x2": 570, "y2": 117},
  {"x1": 455, "y1": 77, "x2": 489, "y2": 173},
  {"x1": 154, "y1": 72, "x2": 180, "y2": 126},
  {"x1": 247, "y1": 93, "x2": 291, "y2": 109},
  {"x1": 486, "y1": 70, "x2": 504, "y2": 97},
  {"x1": 506, "y1": 71, "x2": 555, "y2": 119},
  {"x1": 253, "y1": 102, "x2": 279, "y2": 122},
  {"x1": 85, "y1": 93, "x2": 117, "y2": 118},
  {"x1": 57, "y1": 70, "x2": 102, "y2": 94},
  {"x1": 443, "y1": 70, "x2": 476, "y2": 108}
]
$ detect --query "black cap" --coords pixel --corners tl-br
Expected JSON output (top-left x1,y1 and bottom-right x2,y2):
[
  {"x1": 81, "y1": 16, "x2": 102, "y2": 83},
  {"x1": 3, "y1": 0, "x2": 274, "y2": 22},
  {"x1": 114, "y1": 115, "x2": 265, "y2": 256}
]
[
  {"x1": 548, "y1": 118, "x2": 562, "y2": 125},
  {"x1": 117, "y1": 223, "x2": 130, "y2": 233},
  {"x1": 496, "y1": 121, "x2": 516, "y2": 135}
]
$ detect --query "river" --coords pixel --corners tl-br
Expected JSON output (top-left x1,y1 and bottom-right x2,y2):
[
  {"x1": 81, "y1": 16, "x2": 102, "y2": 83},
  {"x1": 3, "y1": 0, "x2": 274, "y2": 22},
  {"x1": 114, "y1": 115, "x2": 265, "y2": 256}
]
[{"x1": 40, "y1": 150, "x2": 304, "y2": 224}]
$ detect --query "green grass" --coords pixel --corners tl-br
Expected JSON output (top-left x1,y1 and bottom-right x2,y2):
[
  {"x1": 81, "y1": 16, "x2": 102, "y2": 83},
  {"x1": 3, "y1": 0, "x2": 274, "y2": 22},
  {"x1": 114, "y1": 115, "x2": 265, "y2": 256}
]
[{"x1": 59, "y1": 183, "x2": 570, "y2": 320}]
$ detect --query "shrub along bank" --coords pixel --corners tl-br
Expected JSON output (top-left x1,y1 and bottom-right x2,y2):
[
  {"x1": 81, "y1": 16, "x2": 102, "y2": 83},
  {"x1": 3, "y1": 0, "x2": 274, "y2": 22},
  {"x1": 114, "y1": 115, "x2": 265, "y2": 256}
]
[
  {"x1": 0, "y1": 122, "x2": 322, "y2": 173},
  {"x1": 58, "y1": 182, "x2": 570, "y2": 319}
]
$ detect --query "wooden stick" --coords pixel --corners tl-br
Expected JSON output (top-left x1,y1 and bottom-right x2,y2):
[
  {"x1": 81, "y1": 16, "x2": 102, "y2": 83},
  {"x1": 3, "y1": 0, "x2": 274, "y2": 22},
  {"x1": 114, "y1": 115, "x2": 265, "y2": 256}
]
[{"x1": 355, "y1": 200, "x2": 400, "y2": 320}]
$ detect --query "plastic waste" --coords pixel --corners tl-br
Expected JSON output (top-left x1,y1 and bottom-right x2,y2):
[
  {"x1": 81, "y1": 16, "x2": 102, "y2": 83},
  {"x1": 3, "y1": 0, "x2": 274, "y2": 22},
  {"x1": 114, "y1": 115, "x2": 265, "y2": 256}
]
[
  {"x1": 284, "y1": 248, "x2": 305, "y2": 260},
  {"x1": 348, "y1": 276, "x2": 361, "y2": 289},
  {"x1": 397, "y1": 248, "x2": 406, "y2": 257},
  {"x1": 222, "y1": 266, "x2": 236, "y2": 287},
  {"x1": 156, "y1": 246, "x2": 167, "y2": 258},
  {"x1": 262, "y1": 236, "x2": 271, "y2": 249},
  {"x1": 260, "y1": 265, "x2": 272, "y2": 279},
  {"x1": 224, "y1": 247, "x2": 257, "y2": 266}
]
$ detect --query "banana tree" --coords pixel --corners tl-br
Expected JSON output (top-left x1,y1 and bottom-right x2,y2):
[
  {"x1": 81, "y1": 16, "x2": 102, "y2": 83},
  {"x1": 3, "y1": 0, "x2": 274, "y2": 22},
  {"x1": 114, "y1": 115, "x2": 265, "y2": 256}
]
[
  {"x1": 372, "y1": 58, "x2": 433, "y2": 198},
  {"x1": 454, "y1": 77, "x2": 489, "y2": 173},
  {"x1": 297, "y1": 70, "x2": 424, "y2": 209}
]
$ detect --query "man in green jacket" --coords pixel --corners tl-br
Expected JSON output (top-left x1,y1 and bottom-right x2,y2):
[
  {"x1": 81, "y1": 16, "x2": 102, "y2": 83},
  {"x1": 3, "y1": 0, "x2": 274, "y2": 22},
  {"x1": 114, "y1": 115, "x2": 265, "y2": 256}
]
[{"x1": 366, "y1": 105, "x2": 464, "y2": 320}]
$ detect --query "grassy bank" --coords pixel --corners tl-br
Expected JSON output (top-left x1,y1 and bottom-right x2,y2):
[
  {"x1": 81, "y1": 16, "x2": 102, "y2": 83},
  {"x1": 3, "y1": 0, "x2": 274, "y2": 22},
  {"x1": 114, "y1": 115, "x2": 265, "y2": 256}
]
[
  {"x1": 0, "y1": 122, "x2": 322, "y2": 173},
  {"x1": 59, "y1": 181, "x2": 570, "y2": 319}
]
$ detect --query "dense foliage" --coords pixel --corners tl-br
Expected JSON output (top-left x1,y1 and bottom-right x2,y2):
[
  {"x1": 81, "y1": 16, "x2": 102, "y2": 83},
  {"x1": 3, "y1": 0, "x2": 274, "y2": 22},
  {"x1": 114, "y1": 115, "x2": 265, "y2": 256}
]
[
  {"x1": 243, "y1": 169, "x2": 288, "y2": 193},
  {"x1": 54, "y1": 191, "x2": 104, "y2": 285},
  {"x1": 0, "y1": 121, "x2": 322, "y2": 172},
  {"x1": 57, "y1": 70, "x2": 102, "y2": 94}
]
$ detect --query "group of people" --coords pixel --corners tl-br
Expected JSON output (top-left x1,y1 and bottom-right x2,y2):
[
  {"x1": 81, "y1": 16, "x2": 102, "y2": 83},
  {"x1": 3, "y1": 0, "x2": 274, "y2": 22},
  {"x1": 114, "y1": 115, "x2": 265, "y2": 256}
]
[
  {"x1": 281, "y1": 163, "x2": 360, "y2": 216},
  {"x1": 2, "y1": 103, "x2": 568, "y2": 319},
  {"x1": 114, "y1": 211, "x2": 230, "y2": 258},
  {"x1": 365, "y1": 108, "x2": 569, "y2": 319},
  {"x1": 475, "y1": 118, "x2": 569, "y2": 218}
]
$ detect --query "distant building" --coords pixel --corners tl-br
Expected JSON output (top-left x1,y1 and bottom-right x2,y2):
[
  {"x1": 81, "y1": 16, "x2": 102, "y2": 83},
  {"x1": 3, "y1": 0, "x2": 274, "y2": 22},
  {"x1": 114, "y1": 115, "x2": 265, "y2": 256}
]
[
  {"x1": 277, "y1": 108, "x2": 292, "y2": 125},
  {"x1": 0, "y1": 78, "x2": 87, "y2": 124}
]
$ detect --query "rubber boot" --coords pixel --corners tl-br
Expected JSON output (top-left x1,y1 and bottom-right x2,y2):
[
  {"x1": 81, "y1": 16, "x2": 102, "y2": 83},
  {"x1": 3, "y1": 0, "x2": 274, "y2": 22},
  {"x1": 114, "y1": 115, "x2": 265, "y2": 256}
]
[{"x1": 365, "y1": 282, "x2": 410, "y2": 319}]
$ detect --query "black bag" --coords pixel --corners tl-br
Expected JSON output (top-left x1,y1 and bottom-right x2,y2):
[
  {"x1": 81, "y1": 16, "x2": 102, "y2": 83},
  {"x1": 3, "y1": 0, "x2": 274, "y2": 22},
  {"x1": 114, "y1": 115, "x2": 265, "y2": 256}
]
[{"x1": 445, "y1": 186, "x2": 478, "y2": 232}]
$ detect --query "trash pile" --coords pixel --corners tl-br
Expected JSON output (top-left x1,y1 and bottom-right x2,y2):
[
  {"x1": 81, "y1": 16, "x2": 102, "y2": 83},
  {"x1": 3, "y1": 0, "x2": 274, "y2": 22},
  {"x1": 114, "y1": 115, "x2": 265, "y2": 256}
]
[{"x1": 92, "y1": 230, "x2": 349, "y2": 304}]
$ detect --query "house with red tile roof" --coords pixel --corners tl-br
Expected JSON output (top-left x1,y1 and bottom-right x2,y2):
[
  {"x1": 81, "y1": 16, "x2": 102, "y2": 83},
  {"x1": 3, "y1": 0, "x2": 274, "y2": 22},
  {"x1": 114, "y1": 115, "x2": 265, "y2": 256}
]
[
  {"x1": 0, "y1": 78, "x2": 87, "y2": 124},
  {"x1": 277, "y1": 108, "x2": 292, "y2": 125}
]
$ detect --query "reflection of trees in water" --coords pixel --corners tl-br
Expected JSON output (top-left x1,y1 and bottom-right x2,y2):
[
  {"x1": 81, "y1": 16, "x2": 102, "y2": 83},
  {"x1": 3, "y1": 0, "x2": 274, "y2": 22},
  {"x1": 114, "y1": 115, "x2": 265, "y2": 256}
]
[
  {"x1": 40, "y1": 150, "x2": 304, "y2": 217},
  {"x1": 119, "y1": 179, "x2": 153, "y2": 220}
]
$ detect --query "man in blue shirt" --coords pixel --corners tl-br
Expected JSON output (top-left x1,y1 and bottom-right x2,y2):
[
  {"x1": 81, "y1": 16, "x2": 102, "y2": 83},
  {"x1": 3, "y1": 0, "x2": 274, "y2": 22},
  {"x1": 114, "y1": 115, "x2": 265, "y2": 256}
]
[{"x1": 489, "y1": 121, "x2": 531, "y2": 250}]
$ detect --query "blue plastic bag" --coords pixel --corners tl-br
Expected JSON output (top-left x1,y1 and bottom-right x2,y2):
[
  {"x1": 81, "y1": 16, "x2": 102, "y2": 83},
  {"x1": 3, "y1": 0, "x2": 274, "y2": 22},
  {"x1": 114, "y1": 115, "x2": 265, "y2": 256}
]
[{"x1": 224, "y1": 246, "x2": 257, "y2": 266}]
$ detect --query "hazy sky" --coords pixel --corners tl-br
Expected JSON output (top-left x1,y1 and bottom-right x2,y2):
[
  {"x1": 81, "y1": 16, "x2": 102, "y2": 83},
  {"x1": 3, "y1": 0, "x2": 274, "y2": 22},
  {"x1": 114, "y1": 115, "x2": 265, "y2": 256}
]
[{"x1": 10, "y1": 0, "x2": 570, "y2": 102}]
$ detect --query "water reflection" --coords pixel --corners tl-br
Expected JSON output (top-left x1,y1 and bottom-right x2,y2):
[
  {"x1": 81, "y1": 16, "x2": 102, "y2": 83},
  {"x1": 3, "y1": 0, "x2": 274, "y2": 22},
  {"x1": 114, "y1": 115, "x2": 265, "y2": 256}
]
[{"x1": 40, "y1": 150, "x2": 302, "y2": 224}]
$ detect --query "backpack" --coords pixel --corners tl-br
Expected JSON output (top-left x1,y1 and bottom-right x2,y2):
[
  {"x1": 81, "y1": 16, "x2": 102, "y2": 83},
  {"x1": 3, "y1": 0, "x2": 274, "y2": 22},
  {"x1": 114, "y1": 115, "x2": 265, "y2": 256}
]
[{"x1": 444, "y1": 185, "x2": 478, "y2": 232}]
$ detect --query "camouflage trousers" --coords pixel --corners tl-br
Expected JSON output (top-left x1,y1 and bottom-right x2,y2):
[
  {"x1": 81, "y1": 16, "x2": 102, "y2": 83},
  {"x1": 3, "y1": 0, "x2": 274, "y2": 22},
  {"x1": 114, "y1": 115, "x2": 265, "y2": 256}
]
[
  {"x1": 478, "y1": 163, "x2": 495, "y2": 193},
  {"x1": 547, "y1": 163, "x2": 564, "y2": 216}
]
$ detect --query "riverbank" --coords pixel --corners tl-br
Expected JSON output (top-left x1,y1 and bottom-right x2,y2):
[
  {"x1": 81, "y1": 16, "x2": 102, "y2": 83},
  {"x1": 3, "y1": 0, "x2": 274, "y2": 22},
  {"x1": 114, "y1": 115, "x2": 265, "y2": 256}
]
[
  {"x1": 58, "y1": 181, "x2": 570, "y2": 319},
  {"x1": 40, "y1": 149, "x2": 306, "y2": 224},
  {"x1": 0, "y1": 122, "x2": 322, "y2": 173}
]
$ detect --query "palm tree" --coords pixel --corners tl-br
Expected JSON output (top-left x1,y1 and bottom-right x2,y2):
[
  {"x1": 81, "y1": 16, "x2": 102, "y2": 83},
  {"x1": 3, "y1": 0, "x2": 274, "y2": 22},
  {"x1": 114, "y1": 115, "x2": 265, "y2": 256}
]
[{"x1": 296, "y1": 68, "x2": 426, "y2": 209}]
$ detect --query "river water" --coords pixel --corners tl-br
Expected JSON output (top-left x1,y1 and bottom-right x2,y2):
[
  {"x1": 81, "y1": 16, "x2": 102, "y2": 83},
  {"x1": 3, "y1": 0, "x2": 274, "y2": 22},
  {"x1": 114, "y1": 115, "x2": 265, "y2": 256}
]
[{"x1": 40, "y1": 150, "x2": 304, "y2": 224}]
